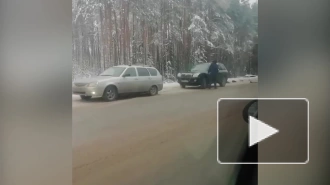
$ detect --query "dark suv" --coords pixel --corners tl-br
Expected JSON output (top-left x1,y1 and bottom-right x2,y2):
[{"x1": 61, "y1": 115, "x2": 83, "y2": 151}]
[{"x1": 177, "y1": 62, "x2": 229, "y2": 89}]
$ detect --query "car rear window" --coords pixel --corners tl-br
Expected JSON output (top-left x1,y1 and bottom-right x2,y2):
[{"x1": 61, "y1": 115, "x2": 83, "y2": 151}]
[
  {"x1": 219, "y1": 64, "x2": 227, "y2": 70},
  {"x1": 147, "y1": 68, "x2": 158, "y2": 76},
  {"x1": 137, "y1": 68, "x2": 150, "y2": 76}
]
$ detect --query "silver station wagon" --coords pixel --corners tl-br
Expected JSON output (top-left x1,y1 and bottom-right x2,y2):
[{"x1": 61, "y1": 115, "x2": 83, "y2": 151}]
[{"x1": 73, "y1": 65, "x2": 163, "y2": 101}]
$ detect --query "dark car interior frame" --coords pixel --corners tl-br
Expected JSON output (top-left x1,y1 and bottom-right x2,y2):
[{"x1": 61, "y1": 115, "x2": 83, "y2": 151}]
[{"x1": 235, "y1": 100, "x2": 258, "y2": 185}]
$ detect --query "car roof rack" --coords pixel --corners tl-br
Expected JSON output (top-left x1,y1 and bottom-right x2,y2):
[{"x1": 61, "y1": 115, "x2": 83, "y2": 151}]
[
  {"x1": 114, "y1": 63, "x2": 154, "y2": 68},
  {"x1": 131, "y1": 63, "x2": 154, "y2": 67}
]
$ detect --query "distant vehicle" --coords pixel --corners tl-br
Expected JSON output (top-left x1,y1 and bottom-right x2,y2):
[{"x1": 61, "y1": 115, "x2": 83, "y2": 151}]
[
  {"x1": 176, "y1": 62, "x2": 229, "y2": 89},
  {"x1": 244, "y1": 74, "x2": 257, "y2": 78},
  {"x1": 244, "y1": 74, "x2": 258, "y2": 83},
  {"x1": 72, "y1": 65, "x2": 163, "y2": 101}
]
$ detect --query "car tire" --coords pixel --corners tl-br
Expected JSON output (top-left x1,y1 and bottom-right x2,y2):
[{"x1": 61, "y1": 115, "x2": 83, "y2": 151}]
[
  {"x1": 102, "y1": 85, "x2": 118, "y2": 101},
  {"x1": 80, "y1": 95, "x2": 92, "y2": 101},
  {"x1": 149, "y1": 85, "x2": 158, "y2": 96},
  {"x1": 180, "y1": 83, "x2": 186, "y2": 88},
  {"x1": 220, "y1": 77, "x2": 227, "y2": 87},
  {"x1": 200, "y1": 77, "x2": 207, "y2": 89}
]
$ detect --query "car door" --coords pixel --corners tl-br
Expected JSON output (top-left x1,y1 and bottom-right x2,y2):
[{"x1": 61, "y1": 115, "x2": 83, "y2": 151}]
[
  {"x1": 218, "y1": 63, "x2": 228, "y2": 73},
  {"x1": 119, "y1": 67, "x2": 138, "y2": 93},
  {"x1": 217, "y1": 63, "x2": 228, "y2": 82},
  {"x1": 136, "y1": 67, "x2": 152, "y2": 92}
]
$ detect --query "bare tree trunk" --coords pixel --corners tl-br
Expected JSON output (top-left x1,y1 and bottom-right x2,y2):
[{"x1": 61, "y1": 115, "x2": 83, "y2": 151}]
[
  {"x1": 121, "y1": 0, "x2": 126, "y2": 65},
  {"x1": 113, "y1": 10, "x2": 120, "y2": 65},
  {"x1": 132, "y1": 10, "x2": 135, "y2": 64},
  {"x1": 99, "y1": 1, "x2": 105, "y2": 71},
  {"x1": 78, "y1": 26, "x2": 83, "y2": 65},
  {"x1": 142, "y1": 0, "x2": 147, "y2": 65},
  {"x1": 126, "y1": 0, "x2": 131, "y2": 64},
  {"x1": 107, "y1": 1, "x2": 113, "y2": 67}
]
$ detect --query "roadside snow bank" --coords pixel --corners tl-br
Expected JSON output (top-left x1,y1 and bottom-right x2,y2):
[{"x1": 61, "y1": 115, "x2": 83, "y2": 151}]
[
  {"x1": 228, "y1": 75, "x2": 258, "y2": 83},
  {"x1": 72, "y1": 94, "x2": 80, "y2": 100},
  {"x1": 163, "y1": 82, "x2": 180, "y2": 89}
]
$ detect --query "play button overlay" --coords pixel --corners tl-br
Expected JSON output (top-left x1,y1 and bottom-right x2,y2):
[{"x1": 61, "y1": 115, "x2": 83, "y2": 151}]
[
  {"x1": 217, "y1": 98, "x2": 309, "y2": 164},
  {"x1": 249, "y1": 116, "x2": 279, "y2": 147}
]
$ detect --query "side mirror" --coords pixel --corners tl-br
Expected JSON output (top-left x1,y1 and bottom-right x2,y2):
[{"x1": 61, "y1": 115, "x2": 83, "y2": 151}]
[
  {"x1": 123, "y1": 74, "x2": 130, "y2": 77},
  {"x1": 242, "y1": 100, "x2": 258, "y2": 123}
]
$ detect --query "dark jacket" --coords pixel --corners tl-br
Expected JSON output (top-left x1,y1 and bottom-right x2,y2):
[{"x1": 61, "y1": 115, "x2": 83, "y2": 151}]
[{"x1": 208, "y1": 62, "x2": 219, "y2": 76}]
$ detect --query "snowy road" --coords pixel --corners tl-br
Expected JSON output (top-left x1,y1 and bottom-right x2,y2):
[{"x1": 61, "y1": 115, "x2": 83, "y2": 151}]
[{"x1": 73, "y1": 82, "x2": 258, "y2": 185}]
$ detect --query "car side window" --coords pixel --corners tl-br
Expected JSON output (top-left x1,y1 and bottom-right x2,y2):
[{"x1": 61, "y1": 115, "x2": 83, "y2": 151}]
[
  {"x1": 123, "y1": 67, "x2": 137, "y2": 77},
  {"x1": 147, "y1": 68, "x2": 158, "y2": 76},
  {"x1": 137, "y1": 68, "x2": 150, "y2": 76}
]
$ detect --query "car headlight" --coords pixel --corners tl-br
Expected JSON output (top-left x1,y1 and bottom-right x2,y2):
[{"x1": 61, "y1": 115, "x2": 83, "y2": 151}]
[
  {"x1": 87, "y1": 82, "x2": 99, "y2": 87},
  {"x1": 193, "y1": 73, "x2": 200, "y2": 78},
  {"x1": 177, "y1": 73, "x2": 182, "y2": 77}
]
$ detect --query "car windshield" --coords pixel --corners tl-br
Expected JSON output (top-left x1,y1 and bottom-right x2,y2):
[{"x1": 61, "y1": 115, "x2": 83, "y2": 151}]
[
  {"x1": 99, "y1": 67, "x2": 126, "y2": 77},
  {"x1": 191, "y1": 63, "x2": 210, "y2": 72}
]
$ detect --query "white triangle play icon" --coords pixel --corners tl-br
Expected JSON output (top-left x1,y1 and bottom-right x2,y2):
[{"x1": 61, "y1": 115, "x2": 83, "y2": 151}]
[{"x1": 249, "y1": 116, "x2": 279, "y2": 147}]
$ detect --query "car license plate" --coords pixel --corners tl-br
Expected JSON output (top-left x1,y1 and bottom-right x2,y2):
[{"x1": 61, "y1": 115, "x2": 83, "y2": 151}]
[
  {"x1": 181, "y1": 80, "x2": 188, "y2": 83},
  {"x1": 73, "y1": 92, "x2": 85, "y2": 95}
]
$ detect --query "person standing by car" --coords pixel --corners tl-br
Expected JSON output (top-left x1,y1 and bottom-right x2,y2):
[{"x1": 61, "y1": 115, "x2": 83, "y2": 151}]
[{"x1": 208, "y1": 60, "x2": 219, "y2": 89}]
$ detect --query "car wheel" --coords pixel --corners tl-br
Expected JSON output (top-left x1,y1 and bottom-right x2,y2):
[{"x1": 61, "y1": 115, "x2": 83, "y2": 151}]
[
  {"x1": 149, "y1": 85, "x2": 158, "y2": 96},
  {"x1": 220, "y1": 77, "x2": 227, "y2": 87},
  {"x1": 180, "y1": 83, "x2": 186, "y2": 88},
  {"x1": 80, "y1": 95, "x2": 92, "y2": 101},
  {"x1": 200, "y1": 77, "x2": 207, "y2": 89},
  {"x1": 103, "y1": 85, "x2": 118, "y2": 101}
]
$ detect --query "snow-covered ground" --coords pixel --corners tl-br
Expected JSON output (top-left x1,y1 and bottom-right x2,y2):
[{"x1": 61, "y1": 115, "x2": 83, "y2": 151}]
[
  {"x1": 163, "y1": 82, "x2": 180, "y2": 88},
  {"x1": 228, "y1": 75, "x2": 258, "y2": 83}
]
